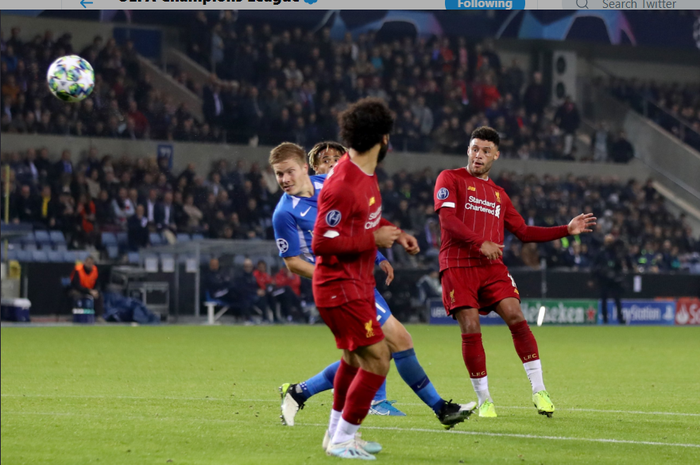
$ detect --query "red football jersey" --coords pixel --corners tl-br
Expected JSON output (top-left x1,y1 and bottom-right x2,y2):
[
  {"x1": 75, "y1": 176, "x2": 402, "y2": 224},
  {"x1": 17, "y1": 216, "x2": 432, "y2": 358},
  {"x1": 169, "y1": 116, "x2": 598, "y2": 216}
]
[
  {"x1": 312, "y1": 155, "x2": 388, "y2": 306},
  {"x1": 434, "y1": 168, "x2": 568, "y2": 271}
]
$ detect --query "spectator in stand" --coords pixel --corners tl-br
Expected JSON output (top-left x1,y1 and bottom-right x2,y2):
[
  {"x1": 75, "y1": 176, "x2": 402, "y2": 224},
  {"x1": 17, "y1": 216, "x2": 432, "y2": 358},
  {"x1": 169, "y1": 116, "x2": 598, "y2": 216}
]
[
  {"x1": 127, "y1": 204, "x2": 149, "y2": 251},
  {"x1": 273, "y1": 266, "x2": 303, "y2": 322},
  {"x1": 610, "y1": 131, "x2": 635, "y2": 163},
  {"x1": 203, "y1": 257, "x2": 250, "y2": 322},
  {"x1": 237, "y1": 258, "x2": 272, "y2": 323},
  {"x1": 554, "y1": 96, "x2": 581, "y2": 159},
  {"x1": 155, "y1": 190, "x2": 177, "y2": 232},
  {"x1": 112, "y1": 187, "x2": 135, "y2": 228},
  {"x1": 523, "y1": 71, "x2": 547, "y2": 117}
]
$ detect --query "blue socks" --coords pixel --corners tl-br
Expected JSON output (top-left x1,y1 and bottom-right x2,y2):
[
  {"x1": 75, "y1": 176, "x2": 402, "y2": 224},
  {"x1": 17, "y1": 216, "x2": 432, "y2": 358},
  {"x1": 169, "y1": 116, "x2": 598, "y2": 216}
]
[
  {"x1": 393, "y1": 348, "x2": 445, "y2": 414},
  {"x1": 298, "y1": 361, "x2": 339, "y2": 401},
  {"x1": 297, "y1": 360, "x2": 387, "y2": 403},
  {"x1": 373, "y1": 378, "x2": 388, "y2": 402},
  {"x1": 297, "y1": 349, "x2": 444, "y2": 414}
]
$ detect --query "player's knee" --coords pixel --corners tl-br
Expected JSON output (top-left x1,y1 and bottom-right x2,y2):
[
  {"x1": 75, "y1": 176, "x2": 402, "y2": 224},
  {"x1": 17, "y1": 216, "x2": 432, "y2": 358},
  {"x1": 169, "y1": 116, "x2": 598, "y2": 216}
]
[{"x1": 455, "y1": 308, "x2": 481, "y2": 334}]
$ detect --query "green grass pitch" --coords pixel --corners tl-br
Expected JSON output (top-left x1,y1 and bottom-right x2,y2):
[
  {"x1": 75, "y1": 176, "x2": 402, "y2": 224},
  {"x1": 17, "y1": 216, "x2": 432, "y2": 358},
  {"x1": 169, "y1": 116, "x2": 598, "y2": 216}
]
[{"x1": 2, "y1": 325, "x2": 699, "y2": 464}]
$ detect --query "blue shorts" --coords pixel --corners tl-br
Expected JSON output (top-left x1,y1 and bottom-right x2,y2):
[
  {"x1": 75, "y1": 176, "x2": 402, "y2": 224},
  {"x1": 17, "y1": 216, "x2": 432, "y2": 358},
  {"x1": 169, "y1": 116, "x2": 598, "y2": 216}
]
[{"x1": 374, "y1": 288, "x2": 393, "y2": 327}]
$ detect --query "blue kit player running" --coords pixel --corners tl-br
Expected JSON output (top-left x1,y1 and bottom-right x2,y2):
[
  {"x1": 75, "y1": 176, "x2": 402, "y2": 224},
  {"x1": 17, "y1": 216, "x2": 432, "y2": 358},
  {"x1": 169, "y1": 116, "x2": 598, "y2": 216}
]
[{"x1": 269, "y1": 141, "x2": 475, "y2": 428}]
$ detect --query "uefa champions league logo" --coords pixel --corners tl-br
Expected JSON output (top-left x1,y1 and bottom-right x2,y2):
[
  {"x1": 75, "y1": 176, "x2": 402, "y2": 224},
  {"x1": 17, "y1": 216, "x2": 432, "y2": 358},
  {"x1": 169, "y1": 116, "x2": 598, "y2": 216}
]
[
  {"x1": 326, "y1": 210, "x2": 342, "y2": 227},
  {"x1": 276, "y1": 238, "x2": 289, "y2": 253}
]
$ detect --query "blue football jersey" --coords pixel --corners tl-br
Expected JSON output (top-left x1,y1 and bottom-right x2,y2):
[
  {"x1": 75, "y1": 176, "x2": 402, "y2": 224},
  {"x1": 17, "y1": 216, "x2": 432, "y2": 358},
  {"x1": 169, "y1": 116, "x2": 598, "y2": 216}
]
[{"x1": 272, "y1": 174, "x2": 387, "y2": 265}]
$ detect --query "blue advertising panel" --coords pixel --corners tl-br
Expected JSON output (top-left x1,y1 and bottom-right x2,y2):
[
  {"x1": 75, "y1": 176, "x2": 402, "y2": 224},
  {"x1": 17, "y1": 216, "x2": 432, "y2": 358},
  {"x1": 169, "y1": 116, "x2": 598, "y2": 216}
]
[
  {"x1": 428, "y1": 299, "x2": 504, "y2": 325},
  {"x1": 600, "y1": 300, "x2": 676, "y2": 326}
]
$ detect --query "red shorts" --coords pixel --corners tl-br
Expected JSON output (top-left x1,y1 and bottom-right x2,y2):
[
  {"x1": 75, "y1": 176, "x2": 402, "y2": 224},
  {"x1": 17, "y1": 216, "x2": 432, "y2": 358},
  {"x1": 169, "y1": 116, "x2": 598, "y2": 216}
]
[
  {"x1": 440, "y1": 263, "x2": 520, "y2": 316},
  {"x1": 318, "y1": 297, "x2": 384, "y2": 352}
]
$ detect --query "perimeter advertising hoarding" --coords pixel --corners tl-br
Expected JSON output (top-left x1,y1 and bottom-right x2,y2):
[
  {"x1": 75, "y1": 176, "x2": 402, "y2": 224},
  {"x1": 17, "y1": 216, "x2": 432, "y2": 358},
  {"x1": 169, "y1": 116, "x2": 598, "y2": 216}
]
[
  {"x1": 600, "y1": 300, "x2": 676, "y2": 326},
  {"x1": 429, "y1": 299, "x2": 598, "y2": 325},
  {"x1": 675, "y1": 298, "x2": 700, "y2": 326}
]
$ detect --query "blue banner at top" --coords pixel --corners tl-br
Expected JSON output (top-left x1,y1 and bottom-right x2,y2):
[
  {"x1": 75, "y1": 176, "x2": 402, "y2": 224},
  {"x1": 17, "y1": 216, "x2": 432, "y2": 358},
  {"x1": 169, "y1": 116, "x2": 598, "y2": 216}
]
[{"x1": 445, "y1": 0, "x2": 526, "y2": 9}]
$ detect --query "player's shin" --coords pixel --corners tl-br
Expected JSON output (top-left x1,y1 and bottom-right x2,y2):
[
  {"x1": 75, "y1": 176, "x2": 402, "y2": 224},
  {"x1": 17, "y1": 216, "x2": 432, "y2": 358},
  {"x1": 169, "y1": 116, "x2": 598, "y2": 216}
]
[
  {"x1": 299, "y1": 361, "x2": 340, "y2": 401},
  {"x1": 509, "y1": 321, "x2": 545, "y2": 394},
  {"x1": 393, "y1": 348, "x2": 444, "y2": 413},
  {"x1": 461, "y1": 333, "x2": 492, "y2": 406},
  {"x1": 330, "y1": 359, "x2": 359, "y2": 435},
  {"x1": 332, "y1": 369, "x2": 386, "y2": 445}
]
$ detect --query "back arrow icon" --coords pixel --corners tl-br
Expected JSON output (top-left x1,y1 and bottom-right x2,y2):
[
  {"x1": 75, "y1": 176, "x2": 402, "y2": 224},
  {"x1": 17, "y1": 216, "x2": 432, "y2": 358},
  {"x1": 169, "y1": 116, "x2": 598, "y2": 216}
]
[{"x1": 80, "y1": 0, "x2": 93, "y2": 7}]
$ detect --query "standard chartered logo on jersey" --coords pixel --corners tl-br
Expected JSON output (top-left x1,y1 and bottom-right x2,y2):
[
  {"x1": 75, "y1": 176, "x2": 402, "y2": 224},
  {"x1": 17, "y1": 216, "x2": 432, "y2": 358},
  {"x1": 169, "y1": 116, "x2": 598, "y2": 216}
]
[
  {"x1": 466, "y1": 195, "x2": 501, "y2": 218},
  {"x1": 365, "y1": 207, "x2": 382, "y2": 229}
]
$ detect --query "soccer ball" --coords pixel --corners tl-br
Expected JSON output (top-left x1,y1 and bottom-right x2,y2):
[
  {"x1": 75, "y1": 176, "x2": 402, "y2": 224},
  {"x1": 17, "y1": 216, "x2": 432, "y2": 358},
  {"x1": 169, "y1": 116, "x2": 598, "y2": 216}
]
[{"x1": 46, "y1": 55, "x2": 95, "y2": 103}]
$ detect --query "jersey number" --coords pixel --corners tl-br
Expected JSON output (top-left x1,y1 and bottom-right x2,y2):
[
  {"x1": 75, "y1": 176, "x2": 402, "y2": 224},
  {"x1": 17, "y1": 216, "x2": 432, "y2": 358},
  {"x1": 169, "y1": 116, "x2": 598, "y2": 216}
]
[{"x1": 507, "y1": 273, "x2": 518, "y2": 289}]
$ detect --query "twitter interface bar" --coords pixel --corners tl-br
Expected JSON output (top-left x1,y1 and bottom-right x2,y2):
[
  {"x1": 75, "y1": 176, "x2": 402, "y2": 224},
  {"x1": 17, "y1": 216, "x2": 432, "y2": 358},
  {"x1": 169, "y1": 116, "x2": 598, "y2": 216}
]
[{"x1": 0, "y1": 0, "x2": 696, "y2": 10}]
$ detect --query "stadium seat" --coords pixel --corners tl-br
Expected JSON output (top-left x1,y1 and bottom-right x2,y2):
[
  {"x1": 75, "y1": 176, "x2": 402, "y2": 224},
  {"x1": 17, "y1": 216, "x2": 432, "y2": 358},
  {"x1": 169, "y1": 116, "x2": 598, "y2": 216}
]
[
  {"x1": 21, "y1": 233, "x2": 35, "y2": 245},
  {"x1": 106, "y1": 245, "x2": 119, "y2": 260},
  {"x1": 34, "y1": 230, "x2": 51, "y2": 246},
  {"x1": 176, "y1": 233, "x2": 191, "y2": 243},
  {"x1": 47, "y1": 251, "x2": 64, "y2": 262},
  {"x1": 149, "y1": 233, "x2": 163, "y2": 246},
  {"x1": 6, "y1": 249, "x2": 17, "y2": 261},
  {"x1": 116, "y1": 232, "x2": 128, "y2": 247},
  {"x1": 31, "y1": 250, "x2": 49, "y2": 262},
  {"x1": 15, "y1": 250, "x2": 31, "y2": 262},
  {"x1": 192, "y1": 233, "x2": 204, "y2": 241},
  {"x1": 75, "y1": 251, "x2": 90, "y2": 262},
  {"x1": 54, "y1": 244, "x2": 68, "y2": 252},
  {"x1": 233, "y1": 255, "x2": 247, "y2": 266},
  {"x1": 23, "y1": 243, "x2": 38, "y2": 252},
  {"x1": 101, "y1": 232, "x2": 117, "y2": 247},
  {"x1": 49, "y1": 231, "x2": 67, "y2": 246},
  {"x1": 128, "y1": 252, "x2": 140, "y2": 264},
  {"x1": 62, "y1": 251, "x2": 77, "y2": 263}
]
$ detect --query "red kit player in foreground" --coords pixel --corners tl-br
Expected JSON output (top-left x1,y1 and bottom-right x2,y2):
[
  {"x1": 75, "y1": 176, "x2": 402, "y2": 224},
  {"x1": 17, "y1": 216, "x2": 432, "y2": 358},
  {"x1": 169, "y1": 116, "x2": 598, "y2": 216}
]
[
  {"x1": 434, "y1": 126, "x2": 596, "y2": 418},
  {"x1": 312, "y1": 98, "x2": 419, "y2": 460}
]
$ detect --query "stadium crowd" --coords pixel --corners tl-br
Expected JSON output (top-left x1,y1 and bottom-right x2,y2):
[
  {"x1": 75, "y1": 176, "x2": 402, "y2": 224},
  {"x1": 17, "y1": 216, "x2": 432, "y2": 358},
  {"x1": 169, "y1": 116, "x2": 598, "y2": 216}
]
[
  {"x1": 0, "y1": 26, "x2": 209, "y2": 143},
  {"x1": 599, "y1": 76, "x2": 700, "y2": 151},
  {"x1": 4, "y1": 21, "x2": 592, "y2": 162},
  {"x1": 185, "y1": 13, "x2": 591, "y2": 161},
  {"x1": 2, "y1": 146, "x2": 698, "y2": 274}
]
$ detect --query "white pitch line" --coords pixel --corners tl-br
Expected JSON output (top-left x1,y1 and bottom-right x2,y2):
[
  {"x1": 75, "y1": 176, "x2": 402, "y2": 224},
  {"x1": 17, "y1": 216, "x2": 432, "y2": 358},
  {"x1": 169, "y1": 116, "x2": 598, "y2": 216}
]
[
  {"x1": 303, "y1": 423, "x2": 700, "y2": 449},
  {"x1": 2, "y1": 411, "x2": 698, "y2": 449},
  {"x1": 4, "y1": 394, "x2": 700, "y2": 418}
]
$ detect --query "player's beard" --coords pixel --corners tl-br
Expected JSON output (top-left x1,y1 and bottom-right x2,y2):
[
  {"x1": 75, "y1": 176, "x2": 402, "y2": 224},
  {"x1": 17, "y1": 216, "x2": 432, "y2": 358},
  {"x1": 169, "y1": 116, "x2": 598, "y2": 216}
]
[
  {"x1": 377, "y1": 142, "x2": 389, "y2": 164},
  {"x1": 469, "y1": 158, "x2": 491, "y2": 177}
]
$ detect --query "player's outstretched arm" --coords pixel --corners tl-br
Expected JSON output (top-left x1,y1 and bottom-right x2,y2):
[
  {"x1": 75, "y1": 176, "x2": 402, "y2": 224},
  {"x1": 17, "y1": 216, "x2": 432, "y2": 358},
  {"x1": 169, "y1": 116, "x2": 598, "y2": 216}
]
[
  {"x1": 567, "y1": 213, "x2": 597, "y2": 235},
  {"x1": 503, "y1": 193, "x2": 576, "y2": 243},
  {"x1": 282, "y1": 256, "x2": 315, "y2": 280}
]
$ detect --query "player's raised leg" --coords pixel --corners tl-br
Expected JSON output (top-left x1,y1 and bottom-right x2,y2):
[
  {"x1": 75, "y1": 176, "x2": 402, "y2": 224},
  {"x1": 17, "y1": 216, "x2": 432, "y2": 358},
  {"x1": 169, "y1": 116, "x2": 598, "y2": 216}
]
[
  {"x1": 495, "y1": 298, "x2": 555, "y2": 417},
  {"x1": 454, "y1": 307, "x2": 497, "y2": 418},
  {"x1": 382, "y1": 314, "x2": 476, "y2": 428},
  {"x1": 279, "y1": 360, "x2": 340, "y2": 426}
]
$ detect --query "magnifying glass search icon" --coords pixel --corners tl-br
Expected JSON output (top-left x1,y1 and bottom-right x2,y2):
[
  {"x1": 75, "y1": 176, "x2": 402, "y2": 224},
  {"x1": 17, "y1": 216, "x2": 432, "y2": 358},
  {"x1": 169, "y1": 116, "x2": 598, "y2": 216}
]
[{"x1": 576, "y1": 0, "x2": 589, "y2": 7}]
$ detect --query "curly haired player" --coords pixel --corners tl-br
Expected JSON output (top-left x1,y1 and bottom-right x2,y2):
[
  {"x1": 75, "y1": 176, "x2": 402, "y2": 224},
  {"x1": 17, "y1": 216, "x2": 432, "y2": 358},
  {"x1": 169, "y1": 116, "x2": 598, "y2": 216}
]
[{"x1": 434, "y1": 126, "x2": 596, "y2": 418}]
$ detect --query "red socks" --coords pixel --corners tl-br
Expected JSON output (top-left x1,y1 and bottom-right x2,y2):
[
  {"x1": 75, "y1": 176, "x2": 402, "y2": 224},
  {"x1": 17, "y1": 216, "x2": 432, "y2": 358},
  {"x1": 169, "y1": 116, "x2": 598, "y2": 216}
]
[
  {"x1": 342, "y1": 369, "x2": 386, "y2": 425},
  {"x1": 333, "y1": 358, "x2": 359, "y2": 412},
  {"x1": 509, "y1": 320, "x2": 539, "y2": 363},
  {"x1": 461, "y1": 333, "x2": 487, "y2": 378}
]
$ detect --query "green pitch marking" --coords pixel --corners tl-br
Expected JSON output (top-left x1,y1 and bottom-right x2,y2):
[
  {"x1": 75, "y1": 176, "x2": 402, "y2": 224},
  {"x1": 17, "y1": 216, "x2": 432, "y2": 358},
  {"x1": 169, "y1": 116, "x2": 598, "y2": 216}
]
[{"x1": 2, "y1": 325, "x2": 699, "y2": 464}]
